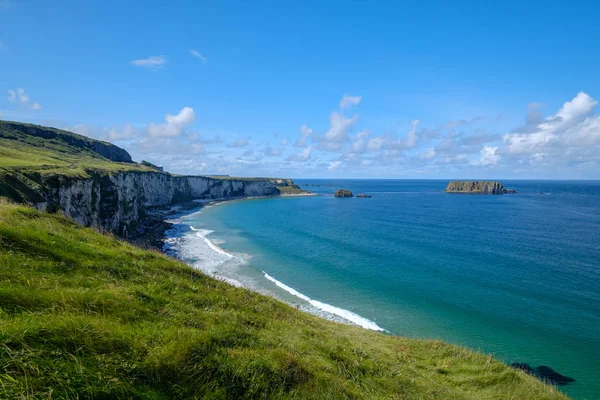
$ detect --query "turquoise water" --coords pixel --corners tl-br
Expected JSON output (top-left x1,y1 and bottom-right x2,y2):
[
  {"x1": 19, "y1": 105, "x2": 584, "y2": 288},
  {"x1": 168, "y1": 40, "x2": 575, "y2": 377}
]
[{"x1": 165, "y1": 180, "x2": 600, "y2": 399}]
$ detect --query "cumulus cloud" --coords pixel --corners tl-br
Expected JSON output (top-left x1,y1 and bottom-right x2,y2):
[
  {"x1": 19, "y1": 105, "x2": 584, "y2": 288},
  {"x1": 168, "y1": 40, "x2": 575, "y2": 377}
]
[
  {"x1": 328, "y1": 160, "x2": 342, "y2": 170},
  {"x1": 263, "y1": 145, "x2": 283, "y2": 157},
  {"x1": 319, "y1": 111, "x2": 359, "y2": 151},
  {"x1": 294, "y1": 125, "x2": 312, "y2": 147},
  {"x1": 470, "y1": 146, "x2": 500, "y2": 166},
  {"x1": 239, "y1": 149, "x2": 254, "y2": 158},
  {"x1": 389, "y1": 120, "x2": 420, "y2": 150},
  {"x1": 287, "y1": 146, "x2": 313, "y2": 162},
  {"x1": 130, "y1": 55, "x2": 168, "y2": 69},
  {"x1": 229, "y1": 138, "x2": 249, "y2": 147},
  {"x1": 503, "y1": 92, "x2": 598, "y2": 155},
  {"x1": 339, "y1": 94, "x2": 361, "y2": 110},
  {"x1": 189, "y1": 50, "x2": 207, "y2": 63},
  {"x1": 350, "y1": 130, "x2": 370, "y2": 153},
  {"x1": 148, "y1": 107, "x2": 196, "y2": 138},
  {"x1": 7, "y1": 88, "x2": 41, "y2": 110},
  {"x1": 420, "y1": 147, "x2": 436, "y2": 160}
]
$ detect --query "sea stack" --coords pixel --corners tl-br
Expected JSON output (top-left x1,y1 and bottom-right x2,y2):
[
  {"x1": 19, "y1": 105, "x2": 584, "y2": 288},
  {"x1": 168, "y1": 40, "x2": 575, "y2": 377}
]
[
  {"x1": 334, "y1": 189, "x2": 354, "y2": 197},
  {"x1": 445, "y1": 181, "x2": 516, "y2": 194}
]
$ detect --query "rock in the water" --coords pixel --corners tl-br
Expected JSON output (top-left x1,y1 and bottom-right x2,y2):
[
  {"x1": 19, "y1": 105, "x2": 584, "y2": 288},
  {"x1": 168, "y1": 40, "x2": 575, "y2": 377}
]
[
  {"x1": 445, "y1": 181, "x2": 516, "y2": 194},
  {"x1": 334, "y1": 189, "x2": 354, "y2": 197},
  {"x1": 356, "y1": 193, "x2": 372, "y2": 198}
]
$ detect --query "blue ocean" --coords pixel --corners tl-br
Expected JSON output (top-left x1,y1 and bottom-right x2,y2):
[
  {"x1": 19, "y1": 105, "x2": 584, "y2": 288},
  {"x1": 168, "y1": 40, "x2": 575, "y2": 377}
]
[{"x1": 164, "y1": 180, "x2": 600, "y2": 400}]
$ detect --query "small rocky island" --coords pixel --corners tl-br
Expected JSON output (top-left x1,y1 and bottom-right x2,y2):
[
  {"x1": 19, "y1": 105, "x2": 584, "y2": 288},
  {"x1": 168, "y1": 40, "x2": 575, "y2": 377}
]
[
  {"x1": 356, "y1": 193, "x2": 372, "y2": 198},
  {"x1": 446, "y1": 181, "x2": 516, "y2": 194},
  {"x1": 334, "y1": 189, "x2": 354, "y2": 197}
]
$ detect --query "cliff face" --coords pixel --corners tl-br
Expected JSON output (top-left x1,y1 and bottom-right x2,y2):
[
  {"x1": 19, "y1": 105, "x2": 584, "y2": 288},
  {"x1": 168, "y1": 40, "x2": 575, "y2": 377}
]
[
  {"x1": 445, "y1": 181, "x2": 516, "y2": 194},
  {"x1": 0, "y1": 120, "x2": 304, "y2": 236},
  {"x1": 36, "y1": 172, "x2": 284, "y2": 236}
]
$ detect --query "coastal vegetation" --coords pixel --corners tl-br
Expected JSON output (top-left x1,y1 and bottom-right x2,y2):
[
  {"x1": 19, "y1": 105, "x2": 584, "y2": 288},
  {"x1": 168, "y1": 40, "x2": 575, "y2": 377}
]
[{"x1": 0, "y1": 202, "x2": 569, "y2": 399}]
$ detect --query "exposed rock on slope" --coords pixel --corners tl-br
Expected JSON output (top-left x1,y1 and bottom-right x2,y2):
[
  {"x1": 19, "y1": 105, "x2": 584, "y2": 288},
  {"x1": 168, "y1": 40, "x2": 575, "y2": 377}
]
[
  {"x1": 445, "y1": 181, "x2": 516, "y2": 194},
  {"x1": 0, "y1": 120, "x2": 303, "y2": 236}
]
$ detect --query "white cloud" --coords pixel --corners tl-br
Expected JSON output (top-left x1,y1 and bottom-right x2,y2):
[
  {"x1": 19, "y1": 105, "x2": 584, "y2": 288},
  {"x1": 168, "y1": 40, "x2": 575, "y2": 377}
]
[
  {"x1": 147, "y1": 107, "x2": 196, "y2": 138},
  {"x1": 350, "y1": 130, "x2": 370, "y2": 153},
  {"x1": 420, "y1": 147, "x2": 436, "y2": 160},
  {"x1": 389, "y1": 120, "x2": 420, "y2": 150},
  {"x1": 229, "y1": 138, "x2": 249, "y2": 147},
  {"x1": 7, "y1": 88, "x2": 41, "y2": 111},
  {"x1": 328, "y1": 160, "x2": 342, "y2": 170},
  {"x1": 504, "y1": 92, "x2": 599, "y2": 154},
  {"x1": 130, "y1": 55, "x2": 168, "y2": 69},
  {"x1": 367, "y1": 136, "x2": 384, "y2": 152},
  {"x1": 295, "y1": 124, "x2": 312, "y2": 147},
  {"x1": 339, "y1": 94, "x2": 361, "y2": 110},
  {"x1": 107, "y1": 124, "x2": 137, "y2": 141},
  {"x1": 471, "y1": 146, "x2": 500, "y2": 166},
  {"x1": 16, "y1": 88, "x2": 29, "y2": 103},
  {"x1": 287, "y1": 146, "x2": 312, "y2": 162},
  {"x1": 263, "y1": 145, "x2": 283, "y2": 157},
  {"x1": 189, "y1": 50, "x2": 207, "y2": 63},
  {"x1": 320, "y1": 110, "x2": 359, "y2": 151}
]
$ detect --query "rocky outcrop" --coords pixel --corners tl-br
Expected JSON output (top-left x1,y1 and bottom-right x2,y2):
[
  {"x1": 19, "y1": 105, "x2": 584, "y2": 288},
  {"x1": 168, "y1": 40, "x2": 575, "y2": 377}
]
[
  {"x1": 334, "y1": 189, "x2": 354, "y2": 197},
  {"x1": 356, "y1": 193, "x2": 372, "y2": 198},
  {"x1": 0, "y1": 120, "x2": 304, "y2": 237},
  {"x1": 32, "y1": 172, "x2": 293, "y2": 236},
  {"x1": 445, "y1": 181, "x2": 516, "y2": 194}
]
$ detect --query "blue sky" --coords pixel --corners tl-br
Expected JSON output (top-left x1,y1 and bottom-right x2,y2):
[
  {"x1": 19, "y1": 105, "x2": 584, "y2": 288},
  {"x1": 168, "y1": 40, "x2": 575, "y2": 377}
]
[{"x1": 1, "y1": 0, "x2": 599, "y2": 178}]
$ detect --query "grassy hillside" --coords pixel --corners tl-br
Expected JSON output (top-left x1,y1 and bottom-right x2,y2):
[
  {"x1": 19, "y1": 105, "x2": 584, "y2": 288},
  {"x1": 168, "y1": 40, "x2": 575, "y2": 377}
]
[
  {"x1": 0, "y1": 120, "x2": 152, "y2": 177},
  {"x1": 0, "y1": 202, "x2": 568, "y2": 399}
]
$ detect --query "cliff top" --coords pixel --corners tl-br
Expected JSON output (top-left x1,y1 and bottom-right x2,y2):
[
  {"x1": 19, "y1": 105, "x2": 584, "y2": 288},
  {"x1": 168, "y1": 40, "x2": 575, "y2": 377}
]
[
  {"x1": 0, "y1": 120, "x2": 157, "y2": 178},
  {"x1": 0, "y1": 120, "x2": 290, "y2": 185},
  {"x1": 0, "y1": 202, "x2": 568, "y2": 399}
]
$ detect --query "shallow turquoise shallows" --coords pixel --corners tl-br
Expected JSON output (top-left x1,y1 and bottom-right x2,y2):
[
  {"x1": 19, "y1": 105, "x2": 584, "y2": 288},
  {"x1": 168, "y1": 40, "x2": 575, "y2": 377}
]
[{"x1": 165, "y1": 180, "x2": 600, "y2": 400}]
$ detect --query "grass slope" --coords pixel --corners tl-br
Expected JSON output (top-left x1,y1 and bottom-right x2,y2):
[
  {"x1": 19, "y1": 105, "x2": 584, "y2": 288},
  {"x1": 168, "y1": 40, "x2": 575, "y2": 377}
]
[
  {"x1": 0, "y1": 203, "x2": 568, "y2": 399},
  {"x1": 0, "y1": 120, "x2": 150, "y2": 177}
]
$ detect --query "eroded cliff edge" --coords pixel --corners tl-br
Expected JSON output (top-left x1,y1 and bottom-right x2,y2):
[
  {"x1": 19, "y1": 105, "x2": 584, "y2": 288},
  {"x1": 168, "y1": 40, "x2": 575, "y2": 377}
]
[{"x1": 0, "y1": 120, "x2": 302, "y2": 237}]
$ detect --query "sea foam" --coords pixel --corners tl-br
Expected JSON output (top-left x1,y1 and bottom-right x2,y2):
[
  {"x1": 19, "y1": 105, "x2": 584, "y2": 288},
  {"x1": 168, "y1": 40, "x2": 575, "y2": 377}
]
[{"x1": 263, "y1": 272, "x2": 384, "y2": 331}]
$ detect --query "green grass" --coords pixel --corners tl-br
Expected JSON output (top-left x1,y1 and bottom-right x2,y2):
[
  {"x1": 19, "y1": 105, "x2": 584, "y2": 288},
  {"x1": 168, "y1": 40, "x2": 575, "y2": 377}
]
[
  {"x1": 276, "y1": 186, "x2": 309, "y2": 195},
  {"x1": 0, "y1": 202, "x2": 568, "y2": 399},
  {"x1": 0, "y1": 120, "x2": 152, "y2": 177}
]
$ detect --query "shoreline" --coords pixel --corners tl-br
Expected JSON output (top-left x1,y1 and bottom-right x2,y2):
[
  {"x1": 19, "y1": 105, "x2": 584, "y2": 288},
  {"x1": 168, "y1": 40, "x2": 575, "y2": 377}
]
[
  {"x1": 130, "y1": 191, "x2": 316, "y2": 251},
  {"x1": 158, "y1": 192, "x2": 388, "y2": 333}
]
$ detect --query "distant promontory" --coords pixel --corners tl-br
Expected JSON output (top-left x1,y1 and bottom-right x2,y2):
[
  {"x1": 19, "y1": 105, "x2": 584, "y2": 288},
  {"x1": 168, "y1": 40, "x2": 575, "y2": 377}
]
[{"x1": 445, "y1": 181, "x2": 516, "y2": 194}]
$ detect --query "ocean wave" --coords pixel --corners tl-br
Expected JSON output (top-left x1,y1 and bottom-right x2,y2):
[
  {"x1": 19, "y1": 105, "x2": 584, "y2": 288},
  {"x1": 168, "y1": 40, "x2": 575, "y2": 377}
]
[
  {"x1": 263, "y1": 272, "x2": 384, "y2": 331},
  {"x1": 164, "y1": 213, "x2": 384, "y2": 332},
  {"x1": 190, "y1": 227, "x2": 234, "y2": 258}
]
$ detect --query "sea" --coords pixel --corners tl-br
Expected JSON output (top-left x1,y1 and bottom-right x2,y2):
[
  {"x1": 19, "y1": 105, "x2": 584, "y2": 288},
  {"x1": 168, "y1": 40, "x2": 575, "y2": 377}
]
[{"x1": 163, "y1": 180, "x2": 600, "y2": 400}]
